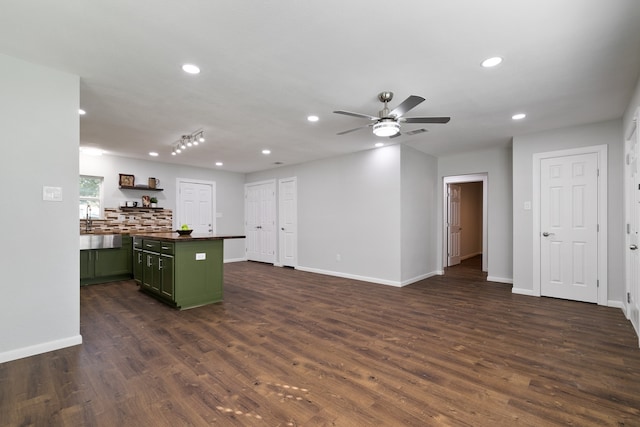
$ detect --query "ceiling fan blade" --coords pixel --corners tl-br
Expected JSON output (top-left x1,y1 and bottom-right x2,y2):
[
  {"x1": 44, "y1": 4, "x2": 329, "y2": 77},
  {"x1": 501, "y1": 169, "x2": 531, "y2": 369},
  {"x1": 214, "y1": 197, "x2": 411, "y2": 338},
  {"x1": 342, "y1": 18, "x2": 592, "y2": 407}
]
[
  {"x1": 402, "y1": 117, "x2": 451, "y2": 124},
  {"x1": 405, "y1": 128, "x2": 428, "y2": 136},
  {"x1": 333, "y1": 110, "x2": 378, "y2": 121},
  {"x1": 336, "y1": 124, "x2": 373, "y2": 135},
  {"x1": 388, "y1": 128, "x2": 428, "y2": 139},
  {"x1": 389, "y1": 95, "x2": 425, "y2": 117}
]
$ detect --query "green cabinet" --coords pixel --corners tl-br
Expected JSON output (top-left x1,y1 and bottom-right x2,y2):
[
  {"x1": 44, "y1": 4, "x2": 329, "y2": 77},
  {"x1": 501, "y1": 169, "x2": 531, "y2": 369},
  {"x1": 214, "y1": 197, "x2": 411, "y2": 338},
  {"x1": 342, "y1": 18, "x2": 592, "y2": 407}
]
[
  {"x1": 80, "y1": 236, "x2": 133, "y2": 285},
  {"x1": 136, "y1": 236, "x2": 224, "y2": 309},
  {"x1": 133, "y1": 237, "x2": 143, "y2": 284}
]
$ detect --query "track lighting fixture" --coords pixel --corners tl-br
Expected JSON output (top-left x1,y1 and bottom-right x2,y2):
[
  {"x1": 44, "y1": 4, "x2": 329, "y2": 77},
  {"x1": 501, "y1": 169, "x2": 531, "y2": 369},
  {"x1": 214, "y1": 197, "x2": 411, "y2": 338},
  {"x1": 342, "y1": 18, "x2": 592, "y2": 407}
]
[{"x1": 171, "y1": 130, "x2": 205, "y2": 155}]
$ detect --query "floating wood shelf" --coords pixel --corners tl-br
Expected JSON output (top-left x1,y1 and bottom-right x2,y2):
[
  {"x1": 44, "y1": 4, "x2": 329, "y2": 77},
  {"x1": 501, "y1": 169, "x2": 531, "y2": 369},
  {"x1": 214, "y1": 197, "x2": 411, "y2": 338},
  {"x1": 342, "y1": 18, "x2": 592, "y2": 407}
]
[{"x1": 119, "y1": 185, "x2": 164, "y2": 191}]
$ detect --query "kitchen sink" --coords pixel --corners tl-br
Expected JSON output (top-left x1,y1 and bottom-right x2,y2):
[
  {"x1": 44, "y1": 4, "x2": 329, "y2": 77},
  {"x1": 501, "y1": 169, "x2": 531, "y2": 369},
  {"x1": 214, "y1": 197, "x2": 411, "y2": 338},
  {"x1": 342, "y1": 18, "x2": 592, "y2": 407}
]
[{"x1": 79, "y1": 234, "x2": 122, "y2": 250}]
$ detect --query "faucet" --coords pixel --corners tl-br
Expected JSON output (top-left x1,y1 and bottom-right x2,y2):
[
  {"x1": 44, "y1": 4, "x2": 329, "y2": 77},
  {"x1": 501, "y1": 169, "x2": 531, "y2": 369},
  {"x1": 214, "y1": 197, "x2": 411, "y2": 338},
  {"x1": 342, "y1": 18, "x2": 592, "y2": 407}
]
[{"x1": 86, "y1": 206, "x2": 93, "y2": 232}]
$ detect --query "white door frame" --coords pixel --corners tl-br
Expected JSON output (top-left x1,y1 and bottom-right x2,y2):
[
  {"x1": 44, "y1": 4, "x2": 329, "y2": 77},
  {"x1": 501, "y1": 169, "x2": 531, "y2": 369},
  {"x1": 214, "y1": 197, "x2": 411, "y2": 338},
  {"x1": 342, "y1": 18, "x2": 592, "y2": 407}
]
[
  {"x1": 532, "y1": 145, "x2": 608, "y2": 305},
  {"x1": 624, "y1": 108, "x2": 639, "y2": 342},
  {"x1": 442, "y1": 174, "x2": 488, "y2": 272},
  {"x1": 175, "y1": 177, "x2": 216, "y2": 233}
]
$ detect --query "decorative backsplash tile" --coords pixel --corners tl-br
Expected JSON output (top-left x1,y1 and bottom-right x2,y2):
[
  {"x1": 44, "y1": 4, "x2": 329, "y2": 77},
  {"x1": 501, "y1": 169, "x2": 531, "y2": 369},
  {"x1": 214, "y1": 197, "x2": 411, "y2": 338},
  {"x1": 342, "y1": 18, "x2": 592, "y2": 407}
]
[{"x1": 80, "y1": 207, "x2": 173, "y2": 234}]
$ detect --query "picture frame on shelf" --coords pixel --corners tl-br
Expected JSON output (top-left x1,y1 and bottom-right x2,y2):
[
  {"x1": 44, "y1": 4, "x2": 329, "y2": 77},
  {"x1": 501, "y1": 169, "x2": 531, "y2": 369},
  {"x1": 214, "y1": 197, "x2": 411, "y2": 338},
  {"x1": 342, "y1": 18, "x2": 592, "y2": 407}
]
[{"x1": 119, "y1": 174, "x2": 135, "y2": 187}]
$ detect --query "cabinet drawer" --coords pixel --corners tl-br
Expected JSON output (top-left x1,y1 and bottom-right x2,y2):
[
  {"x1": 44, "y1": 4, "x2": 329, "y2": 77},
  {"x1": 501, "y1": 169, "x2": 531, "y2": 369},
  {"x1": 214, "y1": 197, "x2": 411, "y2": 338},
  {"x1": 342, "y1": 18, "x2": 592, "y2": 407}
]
[
  {"x1": 133, "y1": 237, "x2": 143, "y2": 249},
  {"x1": 161, "y1": 242, "x2": 175, "y2": 255},
  {"x1": 143, "y1": 239, "x2": 161, "y2": 252}
]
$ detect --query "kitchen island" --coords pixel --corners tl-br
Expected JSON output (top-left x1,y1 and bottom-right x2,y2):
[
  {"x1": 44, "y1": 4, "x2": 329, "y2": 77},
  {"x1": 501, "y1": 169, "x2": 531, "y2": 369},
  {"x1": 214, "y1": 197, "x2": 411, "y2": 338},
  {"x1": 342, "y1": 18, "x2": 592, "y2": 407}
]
[{"x1": 132, "y1": 232, "x2": 244, "y2": 309}]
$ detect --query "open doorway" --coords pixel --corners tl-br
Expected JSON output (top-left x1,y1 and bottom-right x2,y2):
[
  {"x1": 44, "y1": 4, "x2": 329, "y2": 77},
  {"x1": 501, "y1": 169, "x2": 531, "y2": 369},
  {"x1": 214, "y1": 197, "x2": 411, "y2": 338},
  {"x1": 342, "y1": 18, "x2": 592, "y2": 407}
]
[{"x1": 443, "y1": 174, "x2": 488, "y2": 273}]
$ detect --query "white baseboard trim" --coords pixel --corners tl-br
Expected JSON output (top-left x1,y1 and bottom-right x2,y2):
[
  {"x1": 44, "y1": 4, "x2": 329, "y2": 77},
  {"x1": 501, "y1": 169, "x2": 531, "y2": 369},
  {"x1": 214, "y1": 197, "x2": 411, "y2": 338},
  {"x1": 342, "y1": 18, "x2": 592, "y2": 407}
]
[
  {"x1": 296, "y1": 266, "x2": 403, "y2": 287},
  {"x1": 224, "y1": 257, "x2": 247, "y2": 264},
  {"x1": 607, "y1": 300, "x2": 624, "y2": 309},
  {"x1": 0, "y1": 334, "x2": 83, "y2": 364},
  {"x1": 487, "y1": 276, "x2": 513, "y2": 284},
  {"x1": 434, "y1": 270, "x2": 445, "y2": 276},
  {"x1": 400, "y1": 271, "x2": 441, "y2": 287},
  {"x1": 512, "y1": 287, "x2": 536, "y2": 296}
]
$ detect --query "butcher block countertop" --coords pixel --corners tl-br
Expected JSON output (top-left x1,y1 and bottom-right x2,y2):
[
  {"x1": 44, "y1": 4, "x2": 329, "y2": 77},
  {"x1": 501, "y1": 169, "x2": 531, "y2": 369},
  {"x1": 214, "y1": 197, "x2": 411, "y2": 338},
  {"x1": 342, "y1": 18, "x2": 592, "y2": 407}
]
[{"x1": 131, "y1": 232, "x2": 245, "y2": 241}]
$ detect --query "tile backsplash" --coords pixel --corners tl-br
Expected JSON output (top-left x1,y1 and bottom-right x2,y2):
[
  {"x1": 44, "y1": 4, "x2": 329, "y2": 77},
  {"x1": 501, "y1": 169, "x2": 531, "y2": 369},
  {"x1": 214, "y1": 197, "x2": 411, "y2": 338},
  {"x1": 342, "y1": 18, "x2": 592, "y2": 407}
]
[{"x1": 80, "y1": 207, "x2": 173, "y2": 234}]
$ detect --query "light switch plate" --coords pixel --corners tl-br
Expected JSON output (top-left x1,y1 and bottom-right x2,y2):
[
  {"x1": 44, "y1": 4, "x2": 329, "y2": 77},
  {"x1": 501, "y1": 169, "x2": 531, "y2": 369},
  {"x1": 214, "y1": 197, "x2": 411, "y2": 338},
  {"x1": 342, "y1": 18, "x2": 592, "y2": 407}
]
[
  {"x1": 523, "y1": 201, "x2": 531, "y2": 210},
  {"x1": 43, "y1": 186, "x2": 62, "y2": 201}
]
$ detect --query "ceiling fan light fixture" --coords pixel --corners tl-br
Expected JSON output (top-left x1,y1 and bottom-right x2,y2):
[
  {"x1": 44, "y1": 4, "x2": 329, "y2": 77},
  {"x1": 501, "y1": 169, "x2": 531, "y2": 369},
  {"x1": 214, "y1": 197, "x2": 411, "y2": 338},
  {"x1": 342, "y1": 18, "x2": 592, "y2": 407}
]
[{"x1": 372, "y1": 120, "x2": 400, "y2": 137}]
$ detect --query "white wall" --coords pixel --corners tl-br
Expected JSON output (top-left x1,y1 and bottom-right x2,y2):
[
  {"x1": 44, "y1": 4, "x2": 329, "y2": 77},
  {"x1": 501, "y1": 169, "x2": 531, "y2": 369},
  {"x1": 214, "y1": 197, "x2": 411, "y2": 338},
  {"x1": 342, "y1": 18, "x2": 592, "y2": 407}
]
[
  {"x1": 401, "y1": 146, "x2": 439, "y2": 283},
  {"x1": 512, "y1": 119, "x2": 624, "y2": 302},
  {"x1": 247, "y1": 144, "x2": 441, "y2": 286},
  {"x1": 247, "y1": 146, "x2": 405, "y2": 284},
  {"x1": 80, "y1": 153, "x2": 247, "y2": 260},
  {"x1": 0, "y1": 54, "x2": 82, "y2": 363},
  {"x1": 438, "y1": 145, "x2": 513, "y2": 282}
]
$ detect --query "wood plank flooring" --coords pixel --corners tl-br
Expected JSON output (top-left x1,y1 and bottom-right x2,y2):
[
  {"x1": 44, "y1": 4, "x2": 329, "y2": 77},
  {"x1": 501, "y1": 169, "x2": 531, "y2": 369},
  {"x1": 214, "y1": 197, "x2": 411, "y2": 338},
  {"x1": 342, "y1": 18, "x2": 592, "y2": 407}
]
[{"x1": 2, "y1": 257, "x2": 640, "y2": 426}]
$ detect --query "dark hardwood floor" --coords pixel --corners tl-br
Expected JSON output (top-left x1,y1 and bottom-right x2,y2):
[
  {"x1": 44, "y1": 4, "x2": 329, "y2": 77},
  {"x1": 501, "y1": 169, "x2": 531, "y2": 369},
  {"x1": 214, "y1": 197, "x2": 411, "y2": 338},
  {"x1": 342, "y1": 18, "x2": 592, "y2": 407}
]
[{"x1": 2, "y1": 258, "x2": 640, "y2": 426}]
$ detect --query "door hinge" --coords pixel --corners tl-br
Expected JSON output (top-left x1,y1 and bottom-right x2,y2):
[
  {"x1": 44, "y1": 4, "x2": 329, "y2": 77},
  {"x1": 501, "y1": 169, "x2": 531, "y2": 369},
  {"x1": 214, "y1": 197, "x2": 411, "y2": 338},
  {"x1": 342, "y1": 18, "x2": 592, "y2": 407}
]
[
  {"x1": 628, "y1": 292, "x2": 632, "y2": 303},
  {"x1": 628, "y1": 223, "x2": 632, "y2": 234},
  {"x1": 597, "y1": 168, "x2": 600, "y2": 177},
  {"x1": 597, "y1": 224, "x2": 600, "y2": 232},
  {"x1": 597, "y1": 279, "x2": 599, "y2": 288}
]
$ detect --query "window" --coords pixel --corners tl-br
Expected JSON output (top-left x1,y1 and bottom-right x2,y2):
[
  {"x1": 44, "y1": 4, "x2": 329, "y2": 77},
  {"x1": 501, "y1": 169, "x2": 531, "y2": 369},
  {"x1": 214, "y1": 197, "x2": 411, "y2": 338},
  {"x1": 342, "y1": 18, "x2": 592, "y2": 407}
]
[{"x1": 79, "y1": 175, "x2": 103, "y2": 219}]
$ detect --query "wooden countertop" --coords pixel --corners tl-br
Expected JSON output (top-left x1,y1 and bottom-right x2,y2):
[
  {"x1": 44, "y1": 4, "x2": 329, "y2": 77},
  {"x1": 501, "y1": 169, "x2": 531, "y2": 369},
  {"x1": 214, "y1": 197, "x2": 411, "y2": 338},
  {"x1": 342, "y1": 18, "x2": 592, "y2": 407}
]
[{"x1": 132, "y1": 232, "x2": 245, "y2": 242}]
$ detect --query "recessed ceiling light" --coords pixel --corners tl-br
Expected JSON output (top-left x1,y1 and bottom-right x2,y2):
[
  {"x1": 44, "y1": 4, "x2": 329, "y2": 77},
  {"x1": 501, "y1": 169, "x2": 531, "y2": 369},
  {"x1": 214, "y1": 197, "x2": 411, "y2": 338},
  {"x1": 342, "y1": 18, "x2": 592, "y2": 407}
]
[
  {"x1": 262, "y1": 149, "x2": 271, "y2": 155},
  {"x1": 307, "y1": 115, "x2": 319, "y2": 122},
  {"x1": 512, "y1": 113, "x2": 526, "y2": 120},
  {"x1": 481, "y1": 56, "x2": 503, "y2": 68},
  {"x1": 375, "y1": 142, "x2": 384, "y2": 148},
  {"x1": 182, "y1": 63, "x2": 200, "y2": 74},
  {"x1": 149, "y1": 152, "x2": 159, "y2": 157},
  {"x1": 78, "y1": 109, "x2": 86, "y2": 115},
  {"x1": 215, "y1": 162, "x2": 223, "y2": 166}
]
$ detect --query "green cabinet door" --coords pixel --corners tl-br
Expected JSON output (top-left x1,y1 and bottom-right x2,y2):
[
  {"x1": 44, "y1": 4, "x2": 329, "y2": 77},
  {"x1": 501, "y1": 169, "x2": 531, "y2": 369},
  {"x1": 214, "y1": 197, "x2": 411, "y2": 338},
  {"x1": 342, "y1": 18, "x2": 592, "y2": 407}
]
[
  {"x1": 142, "y1": 251, "x2": 158, "y2": 291},
  {"x1": 133, "y1": 248, "x2": 143, "y2": 283},
  {"x1": 80, "y1": 250, "x2": 94, "y2": 280},
  {"x1": 160, "y1": 254, "x2": 174, "y2": 299},
  {"x1": 94, "y1": 248, "x2": 130, "y2": 277}
]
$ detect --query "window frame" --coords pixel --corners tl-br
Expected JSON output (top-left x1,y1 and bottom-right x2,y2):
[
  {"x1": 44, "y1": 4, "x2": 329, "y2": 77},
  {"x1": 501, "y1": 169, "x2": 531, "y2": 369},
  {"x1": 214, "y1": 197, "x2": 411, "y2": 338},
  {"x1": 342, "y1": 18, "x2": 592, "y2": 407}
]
[{"x1": 79, "y1": 175, "x2": 104, "y2": 219}]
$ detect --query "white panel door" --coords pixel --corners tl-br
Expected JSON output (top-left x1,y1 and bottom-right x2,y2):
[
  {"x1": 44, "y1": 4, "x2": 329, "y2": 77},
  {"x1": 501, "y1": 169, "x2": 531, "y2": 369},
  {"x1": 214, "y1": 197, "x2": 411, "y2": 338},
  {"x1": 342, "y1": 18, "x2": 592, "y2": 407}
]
[
  {"x1": 540, "y1": 153, "x2": 598, "y2": 303},
  {"x1": 245, "y1": 181, "x2": 276, "y2": 263},
  {"x1": 626, "y1": 114, "x2": 640, "y2": 339},
  {"x1": 178, "y1": 180, "x2": 214, "y2": 234},
  {"x1": 447, "y1": 184, "x2": 462, "y2": 266},
  {"x1": 278, "y1": 177, "x2": 297, "y2": 267}
]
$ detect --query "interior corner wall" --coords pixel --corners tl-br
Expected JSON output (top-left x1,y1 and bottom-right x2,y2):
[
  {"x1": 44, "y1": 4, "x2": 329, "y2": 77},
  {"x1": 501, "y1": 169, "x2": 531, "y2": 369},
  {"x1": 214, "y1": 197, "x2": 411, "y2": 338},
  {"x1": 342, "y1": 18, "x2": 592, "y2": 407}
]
[
  {"x1": 512, "y1": 119, "x2": 624, "y2": 301},
  {"x1": 0, "y1": 54, "x2": 82, "y2": 363},
  {"x1": 437, "y1": 145, "x2": 513, "y2": 282},
  {"x1": 246, "y1": 146, "x2": 403, "y2": 285},
  {"x1": 400, "y1": 146, "x2": 439, "y2": 284}
]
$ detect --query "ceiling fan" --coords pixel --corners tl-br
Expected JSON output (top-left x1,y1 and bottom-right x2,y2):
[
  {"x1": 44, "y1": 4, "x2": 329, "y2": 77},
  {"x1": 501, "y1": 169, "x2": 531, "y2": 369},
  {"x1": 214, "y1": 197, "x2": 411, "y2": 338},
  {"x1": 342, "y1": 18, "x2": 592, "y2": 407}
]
[{"x1": 334, "y1": 91, "x2": 450, "y2": 138}]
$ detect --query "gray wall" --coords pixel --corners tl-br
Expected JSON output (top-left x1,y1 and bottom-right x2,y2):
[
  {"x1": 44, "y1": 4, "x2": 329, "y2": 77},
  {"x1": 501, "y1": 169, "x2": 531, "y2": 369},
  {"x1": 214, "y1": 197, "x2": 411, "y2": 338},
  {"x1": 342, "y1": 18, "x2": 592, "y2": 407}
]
[
  {"x1": 438, "y1": 145, "x2": 514, "y2": 282},
  {"x1": 248, "y1": 145, "x2": 405, "y2": 284},
  {"x1": 512, "y1": 119, "x2": 624, "y2": 302},
  {"x1": 80, "y1": 153, "x2": 247, "y2": 260},
  {"x1": 247, "y1": 144, "x2": 441, "y2": 285},
  {"x1": 0, "y1": 54, "x2": 81, "y2": 362},
  {"x1": 401, "y1": 146, "x2": 439, "y2": 283}
]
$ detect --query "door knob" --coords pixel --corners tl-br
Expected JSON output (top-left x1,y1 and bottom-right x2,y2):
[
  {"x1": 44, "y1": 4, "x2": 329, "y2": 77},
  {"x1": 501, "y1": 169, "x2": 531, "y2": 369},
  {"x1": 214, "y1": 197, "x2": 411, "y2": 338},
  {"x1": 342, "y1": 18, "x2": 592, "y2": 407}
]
[
  {"x1": 542, "y1": 232, "x2": 554, "y2": 237},
  {"x1": 631, "y1": 244, "x2": 638, "y2": 250}
]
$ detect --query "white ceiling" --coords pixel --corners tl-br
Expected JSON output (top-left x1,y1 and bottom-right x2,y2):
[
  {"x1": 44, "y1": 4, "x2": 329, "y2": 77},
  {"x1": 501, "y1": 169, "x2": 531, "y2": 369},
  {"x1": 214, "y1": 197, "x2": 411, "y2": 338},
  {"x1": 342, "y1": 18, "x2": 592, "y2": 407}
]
[{"x1": 1, "y1": 0, "x2": 640, "y2": 173}]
